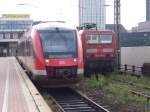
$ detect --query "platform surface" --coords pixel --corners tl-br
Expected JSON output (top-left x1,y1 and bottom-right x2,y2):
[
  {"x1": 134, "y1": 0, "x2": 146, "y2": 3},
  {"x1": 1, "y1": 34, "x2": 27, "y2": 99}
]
[{"x1": 0, "y1": 57, "x2": 52, "y2": 112}]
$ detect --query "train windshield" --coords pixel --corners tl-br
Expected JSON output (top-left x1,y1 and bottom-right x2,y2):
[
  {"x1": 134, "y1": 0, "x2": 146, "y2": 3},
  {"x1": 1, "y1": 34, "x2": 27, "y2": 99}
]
[
  {"x1": 40, "y1": 30, "x2": 77, "y2": 58},
  {"x1": 86, "y1": 34, "x2": 112, "y2": 44}
]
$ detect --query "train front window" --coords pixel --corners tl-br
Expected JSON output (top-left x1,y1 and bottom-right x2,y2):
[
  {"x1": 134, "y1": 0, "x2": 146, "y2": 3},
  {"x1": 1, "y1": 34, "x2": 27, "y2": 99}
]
[
  {"x1": 99, "y1": 35, "x2": 112, "y2": 44},
  {"x1": 86, "y1": 34, "x2": 112, "y2": 44},
  {"x1": 40, "y1": 30, "x2": 77, "y2": 58},
  {"x1": 86, "y1": 35, "x2": 98, "y2": 44}
]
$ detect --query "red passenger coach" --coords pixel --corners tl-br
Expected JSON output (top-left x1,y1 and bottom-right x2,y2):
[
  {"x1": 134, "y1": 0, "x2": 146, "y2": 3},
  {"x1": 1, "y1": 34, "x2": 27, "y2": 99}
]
[
  {"x1": 17, "y1": 22, "x2": 84, "y2": 87},
  {"x1": 79, "y1": 30, "x2": 116, "y2": 75}
]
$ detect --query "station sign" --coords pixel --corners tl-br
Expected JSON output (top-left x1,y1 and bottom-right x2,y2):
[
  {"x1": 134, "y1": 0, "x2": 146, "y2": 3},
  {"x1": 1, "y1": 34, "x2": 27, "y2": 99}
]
[{"x1": 2, "y1": 14, "x2": 30, "y2": 18}]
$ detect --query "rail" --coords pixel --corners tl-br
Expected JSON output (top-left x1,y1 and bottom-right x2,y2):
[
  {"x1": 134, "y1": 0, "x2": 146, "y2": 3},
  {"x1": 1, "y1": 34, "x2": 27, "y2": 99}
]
[
  {"x1": 130, "y1": 90, "x2": 150, "y2": 102},
  {"x1": 46, "y1": 87, "x2": 110, "y2": 112}
]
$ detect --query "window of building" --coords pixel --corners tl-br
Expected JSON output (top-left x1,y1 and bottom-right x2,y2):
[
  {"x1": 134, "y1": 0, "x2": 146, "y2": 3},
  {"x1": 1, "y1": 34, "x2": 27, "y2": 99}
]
[
  {"x1": 13, "y1": 33, "x2": 18, "y2": 39},
  {"x1": 5, "y1": 33, "x2": 11, "y2": 39},
  {"x1": 0, "y1": 34, "x2": 4, "y2": 39}
]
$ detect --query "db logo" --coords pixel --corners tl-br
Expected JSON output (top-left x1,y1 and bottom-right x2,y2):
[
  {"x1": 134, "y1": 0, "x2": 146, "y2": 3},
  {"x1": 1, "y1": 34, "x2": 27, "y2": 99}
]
[{"x1": 59, "y1": 61, "x2": 65, "y2": 65}]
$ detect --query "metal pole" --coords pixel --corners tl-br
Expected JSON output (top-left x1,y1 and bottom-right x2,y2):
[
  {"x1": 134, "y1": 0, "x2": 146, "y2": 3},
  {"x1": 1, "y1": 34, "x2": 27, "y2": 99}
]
[{"x1": 114, "y1": 0, "x2": 121, "y2": 70}]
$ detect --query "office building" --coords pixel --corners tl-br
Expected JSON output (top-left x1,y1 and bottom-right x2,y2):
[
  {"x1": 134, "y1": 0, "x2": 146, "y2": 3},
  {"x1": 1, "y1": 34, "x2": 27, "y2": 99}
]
[
  {"x1": 0, "y1": 14, "x2": 33, "y2": 56},
  {"x1": 79, "y1": 0, "x2": 106, "y2": 29},
  {"x1": 146, "y1": 0, "x2": 150, "y2": 21}
]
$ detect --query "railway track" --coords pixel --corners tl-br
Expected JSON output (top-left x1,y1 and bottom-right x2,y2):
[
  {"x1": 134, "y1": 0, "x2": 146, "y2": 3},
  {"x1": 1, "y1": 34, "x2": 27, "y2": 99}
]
[
  {"x1": 112, "y1": 79, "x2": 150, "y2": 90},
  {"x1": 47, "y1": 87, "x2": 110, "y2": 112},
  {"x1": 130, "y1": 90, "x2": 150, "y2": 101},
  {"x1": 111, "y1": 79, "x2": 150, "y2": 101}
]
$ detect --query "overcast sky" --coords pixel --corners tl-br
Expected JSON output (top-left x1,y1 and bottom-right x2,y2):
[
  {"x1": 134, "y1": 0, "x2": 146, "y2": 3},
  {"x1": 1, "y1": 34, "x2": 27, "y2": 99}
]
[
  {"x1": 0, "y1": 0, "x2": 146, "y2": 30},
  {"x1": 106, "y1": 0, "x2": 145, "y2": 30}
]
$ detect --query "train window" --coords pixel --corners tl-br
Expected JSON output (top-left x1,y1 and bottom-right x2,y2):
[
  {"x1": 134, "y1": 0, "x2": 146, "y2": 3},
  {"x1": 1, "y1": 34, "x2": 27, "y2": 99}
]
[
  {"x1": 40, "y1": 30, "x2": 77, "y2": 58},
  {"x1": 86, "y1": 34, "x2": 112, "y2": 44},
  {"x1": 86, "y1": 34, "x2": 98, "y2": 44},
  {"x1": 93, "y1": 35, "x2": 97, "y2": 40},
  {"x1": 99, "y1": 35, "x2": 112, "y2": 44},
  {"x1": 86, "y1": 35, "x2": 91, "y2": 43}
]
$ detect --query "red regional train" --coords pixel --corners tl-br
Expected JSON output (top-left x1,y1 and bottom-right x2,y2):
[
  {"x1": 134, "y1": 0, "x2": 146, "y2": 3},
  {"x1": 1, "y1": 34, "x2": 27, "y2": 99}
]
[
  {"x1": 79, "y1": 29, "x2": 116, "y2": 75},
  {"x1": 17, "y1": 22, "x2": 84, "y2": 87}
]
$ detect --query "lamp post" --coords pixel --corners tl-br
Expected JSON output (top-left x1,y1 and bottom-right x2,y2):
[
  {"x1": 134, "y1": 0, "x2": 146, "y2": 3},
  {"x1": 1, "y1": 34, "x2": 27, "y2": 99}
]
[
  {"x1": 16, "y1": 3, "x2": 39, "y2": 19},
  {"x1": 16, "y1": 3, "x2": 39, "y2": 8}
]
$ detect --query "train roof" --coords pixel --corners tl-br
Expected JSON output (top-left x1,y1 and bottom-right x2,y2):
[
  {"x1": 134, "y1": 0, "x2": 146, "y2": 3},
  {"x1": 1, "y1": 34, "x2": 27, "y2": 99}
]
[
  {"x1": 78, "y1": 29, "x2": 115, "y2": 34},
  {"x1": 32, "y1": 22, "x2": 76, "y2": 31}
]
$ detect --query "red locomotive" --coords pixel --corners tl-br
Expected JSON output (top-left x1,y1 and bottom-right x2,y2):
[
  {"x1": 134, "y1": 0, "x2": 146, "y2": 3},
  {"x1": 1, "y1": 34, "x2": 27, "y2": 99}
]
[
  {"x1": 17, "y1": 22, "x2": 84, "y2": 87},
  {"x1": 79, "y1": 29, "x2": 116, "y2": 75}
]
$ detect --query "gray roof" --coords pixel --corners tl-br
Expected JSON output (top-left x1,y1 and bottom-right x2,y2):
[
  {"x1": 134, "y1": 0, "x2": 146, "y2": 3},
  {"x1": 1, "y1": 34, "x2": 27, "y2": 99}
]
[
  {"x1": 106, "y1": 24, "x2": 128, "y2": 33},
  {"x1": 32, "y1": 22, "x2": 75, "y2": 31}
]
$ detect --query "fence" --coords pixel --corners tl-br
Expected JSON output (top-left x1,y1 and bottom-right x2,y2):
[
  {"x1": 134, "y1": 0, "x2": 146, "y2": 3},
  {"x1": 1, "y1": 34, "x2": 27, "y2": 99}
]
[{"x1": 119, "y1": 64, "x2": 143, "y2": 77}]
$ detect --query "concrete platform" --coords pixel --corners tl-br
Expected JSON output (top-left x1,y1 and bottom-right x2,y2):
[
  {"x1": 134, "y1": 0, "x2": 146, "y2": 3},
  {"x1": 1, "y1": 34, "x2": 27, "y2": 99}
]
[{"x1": 0, "y1": 57, "x2": 52, "y2": 112}]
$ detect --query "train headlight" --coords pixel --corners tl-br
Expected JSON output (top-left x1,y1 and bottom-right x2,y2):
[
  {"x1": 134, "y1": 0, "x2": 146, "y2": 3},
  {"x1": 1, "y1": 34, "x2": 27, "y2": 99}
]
[
  {"x1": 45, "y1": 59, "x2": 49, "y2": 63},
  {"x1": 102, "y1": 48, "x2": 113, "y2": 52},
  {"x1": 74, "y1": 58, "x2": 77, "y2": 62}
]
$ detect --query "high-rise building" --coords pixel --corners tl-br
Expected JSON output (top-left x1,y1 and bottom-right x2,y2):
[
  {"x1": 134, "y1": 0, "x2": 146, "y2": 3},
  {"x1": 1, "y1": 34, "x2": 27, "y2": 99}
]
[
  {"x1": 146, "y1": 0, "x2": 150, "y2": 21},
  {"x1": 79, "y1": 0, "x2": 106, "y2": 29}
]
